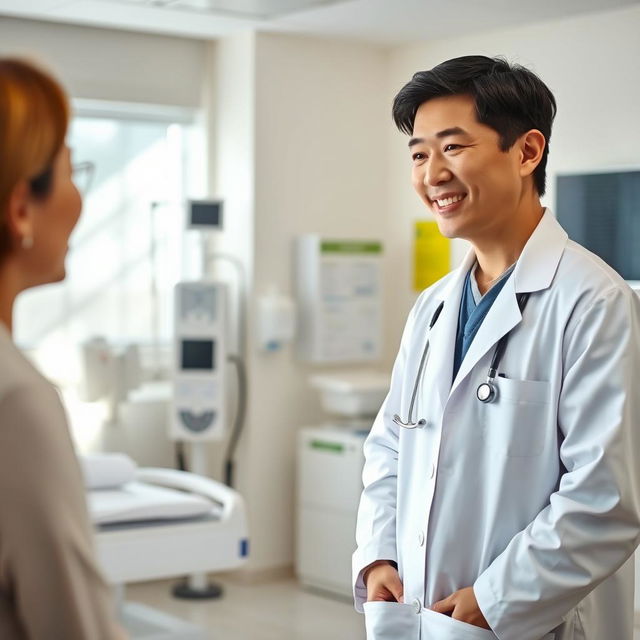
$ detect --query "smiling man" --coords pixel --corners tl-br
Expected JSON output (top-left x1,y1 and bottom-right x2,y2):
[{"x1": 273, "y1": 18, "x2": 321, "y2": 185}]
[{"x1": 352, "y1": 56, "x2": 640, "y2": 640}]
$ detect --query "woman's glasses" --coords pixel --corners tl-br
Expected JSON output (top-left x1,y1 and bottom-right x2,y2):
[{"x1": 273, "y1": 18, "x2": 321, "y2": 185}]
[{"x1": 72, "y1": 161, "x2": 95, "y2": 196}]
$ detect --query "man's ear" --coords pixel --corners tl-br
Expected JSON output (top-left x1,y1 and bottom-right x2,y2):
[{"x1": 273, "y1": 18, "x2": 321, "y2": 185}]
[
  {"x1": 518, "y1": 129, "x2": 546, "y2": 181},
  {"x1": 4, "y1": 181, "x2": 34, "y2": 246}
]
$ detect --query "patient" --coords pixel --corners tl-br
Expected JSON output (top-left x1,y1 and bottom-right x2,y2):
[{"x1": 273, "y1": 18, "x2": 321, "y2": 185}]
[{"x1": 0, "y1": 58, "x2": 126, "y2": 638}]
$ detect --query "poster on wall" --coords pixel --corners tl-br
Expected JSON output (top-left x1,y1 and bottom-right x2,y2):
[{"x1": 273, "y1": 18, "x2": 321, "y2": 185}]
[
  {"x1": 296, "y1": 235, "x2": 383, "y2": 364},
  {"x1": 413, "y1": 220, "x2": 451, "y2": 291}
]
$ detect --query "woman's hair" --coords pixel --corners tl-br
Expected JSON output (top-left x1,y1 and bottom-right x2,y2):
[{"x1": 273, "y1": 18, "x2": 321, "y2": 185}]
[{"x1": 0, "y1": 58, "x2": 70, "y2": 257}]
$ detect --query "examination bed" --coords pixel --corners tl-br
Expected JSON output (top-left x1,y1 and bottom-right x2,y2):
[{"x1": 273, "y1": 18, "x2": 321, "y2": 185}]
[{"x1": 83, "y1": 455, "x2": 249, "y2": 640}]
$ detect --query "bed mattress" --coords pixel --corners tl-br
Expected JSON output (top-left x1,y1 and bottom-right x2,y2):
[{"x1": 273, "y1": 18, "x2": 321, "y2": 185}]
[{"x1": 88, "y1": 482, "x2": 220, "y2": 525}]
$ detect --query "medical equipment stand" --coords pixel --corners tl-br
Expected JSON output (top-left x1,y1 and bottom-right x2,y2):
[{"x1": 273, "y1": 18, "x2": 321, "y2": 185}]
[
  {"x1": 171, "y1": 443, "x2": 222, "y2": 599},
  {"x1": 170, "y1": 281, "x2": 228, "y2": 600},
  {"x1": 169, "y1": 204, "x2": 249, "y2": 599}
]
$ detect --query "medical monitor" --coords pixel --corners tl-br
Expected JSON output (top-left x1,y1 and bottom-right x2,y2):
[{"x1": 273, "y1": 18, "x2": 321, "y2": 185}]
[
  {"x1": 188, "y1": 199, "x2": 223, "y2": 230},
  {"x1": 556, "y1": 169, "x2": 640, "y2": 281},
  {"x1": 181, "y1": 339, "x2": 215, "y2": 371}
]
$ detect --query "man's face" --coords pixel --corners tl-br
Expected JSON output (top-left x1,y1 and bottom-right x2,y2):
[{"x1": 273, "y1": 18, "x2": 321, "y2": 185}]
[{"x1": 410, "y1": 94, "x2": 526, "y2": 242}]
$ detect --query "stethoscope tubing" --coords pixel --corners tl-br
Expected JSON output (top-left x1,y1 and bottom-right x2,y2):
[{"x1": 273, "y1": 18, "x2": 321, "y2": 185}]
[
  {"x1": 394, "y1": 292, "x2": 531, "y2": 429},
  {"x1": 476, "y1": 292, "x2": 530, "y2": 403},
  {"x1": 392, "y1": 301, "x2": 443, "y2": 429}
]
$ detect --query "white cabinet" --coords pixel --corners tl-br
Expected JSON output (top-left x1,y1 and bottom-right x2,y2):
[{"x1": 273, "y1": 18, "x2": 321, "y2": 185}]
[{"x1": 296, "y1": 427, "x2": 366, "y2": 598}]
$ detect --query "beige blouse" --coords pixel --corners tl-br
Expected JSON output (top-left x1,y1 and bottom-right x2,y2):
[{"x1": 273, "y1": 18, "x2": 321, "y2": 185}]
[{"x1": 0, "y1": 323, "x2": 125, "y2": 639}]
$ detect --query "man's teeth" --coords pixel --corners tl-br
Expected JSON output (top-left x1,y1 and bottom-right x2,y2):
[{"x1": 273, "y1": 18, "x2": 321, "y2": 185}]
[{"x1": 436, "y1": 194, "x2": 465, "y2": 207}]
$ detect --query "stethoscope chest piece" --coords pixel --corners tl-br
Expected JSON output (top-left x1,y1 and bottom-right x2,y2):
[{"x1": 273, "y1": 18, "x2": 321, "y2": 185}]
[
  {"x1": 476, "y1": 382, "x2": 496, "y2": 403},
  {"x1": 394, "y1": 291, "x2": 530, "y2": 425}
]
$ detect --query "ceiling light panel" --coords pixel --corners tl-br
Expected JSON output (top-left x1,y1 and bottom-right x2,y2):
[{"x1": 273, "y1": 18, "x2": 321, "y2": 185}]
[{"x1": 112, "y1": 0, "x2": 349, "y2": 19}]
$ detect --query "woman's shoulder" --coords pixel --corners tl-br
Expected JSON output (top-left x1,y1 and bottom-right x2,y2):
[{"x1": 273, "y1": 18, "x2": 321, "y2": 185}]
[
  {"x1": 0, "y1": 328, "x2": 55, "y2": 408},
  {"x1": 0, "y1": 341, "x2": 70, "y2": 464}
]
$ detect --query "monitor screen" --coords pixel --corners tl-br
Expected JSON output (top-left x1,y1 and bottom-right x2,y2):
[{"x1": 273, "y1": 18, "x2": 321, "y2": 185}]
[
  {"x1": 189, "y1": 200, "x2": 223, "y2": 228},
  {"x1": 181, "y1": 339, "x2": 215, "y2": 371},
  {"x1": 556, "y1": 170, "x2": 640, "y2": 280}
]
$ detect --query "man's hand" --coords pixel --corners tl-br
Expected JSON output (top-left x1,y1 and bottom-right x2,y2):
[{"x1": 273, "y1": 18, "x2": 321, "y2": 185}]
[
  {"x1": 431, "y1": 587, "x2": 490, "y2": 629},
  {"x1": 364, "y1": 561, "x2": 404, "y2": 603}
]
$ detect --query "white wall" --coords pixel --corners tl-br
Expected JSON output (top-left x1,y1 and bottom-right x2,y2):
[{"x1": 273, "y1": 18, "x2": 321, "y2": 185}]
[
  {"x1": 0, "y1": 16, "x2": 205, "y2": 106},
  {"x1": 234, "y1": 32, "x2": 390, "y2": 572},
  {"x1": 385, "y1": 3, "x2": 640, "y2": 344}
]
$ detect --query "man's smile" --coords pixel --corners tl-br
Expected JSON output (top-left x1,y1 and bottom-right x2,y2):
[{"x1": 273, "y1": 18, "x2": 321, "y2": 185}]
[{"x1": 429, "y1": 192, "x2": 468, "y2": 213}]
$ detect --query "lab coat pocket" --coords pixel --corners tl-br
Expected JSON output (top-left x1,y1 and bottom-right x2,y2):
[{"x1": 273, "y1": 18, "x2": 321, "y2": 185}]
[
  {"x1": 485, "y1": 377, "x2": 551, "y2": 457},
  {"x1": 363, "y1": 601, "x2": 420, "y2": 640},
  {"x1": 420, "y1": 608, "x2": 497, "y2": 639}
]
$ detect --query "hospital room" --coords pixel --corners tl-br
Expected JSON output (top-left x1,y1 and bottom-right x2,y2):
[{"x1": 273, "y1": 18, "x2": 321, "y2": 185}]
[{"x1": 1, "y1": 0, "x2": 640, "y2": 638}]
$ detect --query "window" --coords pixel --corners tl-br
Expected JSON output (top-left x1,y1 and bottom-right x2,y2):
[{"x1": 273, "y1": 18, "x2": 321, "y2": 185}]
[{"x1": 15, "y1": 105, "x2": 205, "y2": 388}]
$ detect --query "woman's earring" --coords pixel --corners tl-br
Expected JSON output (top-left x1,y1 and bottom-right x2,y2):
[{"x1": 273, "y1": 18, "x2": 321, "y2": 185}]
[{"x1": 21, "y1": 235, "x2": 34, "y2": 250}]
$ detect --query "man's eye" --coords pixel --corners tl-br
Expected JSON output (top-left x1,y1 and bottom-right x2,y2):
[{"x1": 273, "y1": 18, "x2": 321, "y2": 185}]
[
  {"x1": 412, "y1": 152, "x2": 426, "y2": 161},
  {"x1": 444, "y1": 144, "x2": 462, "y2": 152}
]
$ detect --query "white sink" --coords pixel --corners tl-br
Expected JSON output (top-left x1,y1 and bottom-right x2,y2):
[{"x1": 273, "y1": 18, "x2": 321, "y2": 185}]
[{"x1": 310, "y1": 370, "x2": 390, "y2": 418}]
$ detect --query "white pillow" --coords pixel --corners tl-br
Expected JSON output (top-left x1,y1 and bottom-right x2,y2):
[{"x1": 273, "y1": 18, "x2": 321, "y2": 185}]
[{"x1": 80, "y1": 453, "x2": 137, "y2": 490}]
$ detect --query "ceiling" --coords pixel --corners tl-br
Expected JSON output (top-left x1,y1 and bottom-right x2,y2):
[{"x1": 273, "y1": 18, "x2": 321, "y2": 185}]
[{"x1": 0, "y1": 0, "x2": 637, "y2": 45}]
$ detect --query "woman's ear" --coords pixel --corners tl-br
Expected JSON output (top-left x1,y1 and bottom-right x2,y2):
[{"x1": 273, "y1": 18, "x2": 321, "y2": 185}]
[{"x1": 4, "y1": 181, "x2": 34, "y2": 248}]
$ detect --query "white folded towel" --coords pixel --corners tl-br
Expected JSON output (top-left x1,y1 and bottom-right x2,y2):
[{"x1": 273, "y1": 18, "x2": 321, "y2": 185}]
[{"x1": 80, "y1": 453, "x2": 138, "y2": 490}]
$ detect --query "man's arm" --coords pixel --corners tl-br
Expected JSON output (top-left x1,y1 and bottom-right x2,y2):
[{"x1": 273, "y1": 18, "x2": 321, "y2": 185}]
[
  {"x1": 473, "y1": 286, "x2": 640, "y2": 640},
  {"x1": 352, "y1": 292, "x2": 425, "y2": 612}
]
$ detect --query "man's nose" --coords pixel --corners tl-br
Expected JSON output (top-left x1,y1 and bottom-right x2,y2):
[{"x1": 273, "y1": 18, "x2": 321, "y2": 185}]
[{"x1": 424, "y1": 157, "x2": 451, "y2": 187}]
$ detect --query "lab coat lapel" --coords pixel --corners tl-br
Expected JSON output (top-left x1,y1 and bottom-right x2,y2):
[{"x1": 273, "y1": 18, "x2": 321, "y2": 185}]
[
  {"x1": 450, "y1": 278, "x2": 521, "y2": 395},
  {"x1": 427, "y1": 250, "x2": 476, "y2": 411},
  {"x1": 449, "y1": 210, "x2": 568, "y2": 398}
]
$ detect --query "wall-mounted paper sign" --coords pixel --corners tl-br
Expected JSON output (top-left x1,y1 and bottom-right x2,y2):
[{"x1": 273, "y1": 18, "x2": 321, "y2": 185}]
[
  {"x1": 414, "y1": 221, "x2": 451, "y2": 291},
  {"x1": 296, "y1": 235, "x2": 383, "y2": 364}
]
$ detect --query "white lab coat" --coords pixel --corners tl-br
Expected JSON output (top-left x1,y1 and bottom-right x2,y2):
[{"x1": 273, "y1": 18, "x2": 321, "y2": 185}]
[{"x1": 353, "y1": 210, "x2": 640, "y2": 640}]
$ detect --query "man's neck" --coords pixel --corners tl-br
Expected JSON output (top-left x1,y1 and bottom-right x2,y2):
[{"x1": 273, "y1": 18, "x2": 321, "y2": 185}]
[{"x1": 473, "y1": 204, "x2": 545, "y2": 296}]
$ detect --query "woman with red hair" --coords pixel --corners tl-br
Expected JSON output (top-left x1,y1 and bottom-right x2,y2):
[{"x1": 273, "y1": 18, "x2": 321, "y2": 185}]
[{"x1": 0, "y1": 58, "x2": 125, "y2": 638}]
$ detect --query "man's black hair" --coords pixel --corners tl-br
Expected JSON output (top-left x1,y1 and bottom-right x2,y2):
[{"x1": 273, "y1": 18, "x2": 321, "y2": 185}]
[{"x1": 392, "y1": 55, "x2": 557, "y2": 196}]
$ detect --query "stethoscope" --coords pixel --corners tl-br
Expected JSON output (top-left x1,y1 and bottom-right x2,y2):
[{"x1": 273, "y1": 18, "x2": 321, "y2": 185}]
[{"x1": 392, "y1": 292, "x2": 530, "y2": 429}]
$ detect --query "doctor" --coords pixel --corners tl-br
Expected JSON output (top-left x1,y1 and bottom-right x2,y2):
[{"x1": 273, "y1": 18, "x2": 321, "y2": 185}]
[{"x1": 353, "y1": 55, "x2": 640, "y2": 640}]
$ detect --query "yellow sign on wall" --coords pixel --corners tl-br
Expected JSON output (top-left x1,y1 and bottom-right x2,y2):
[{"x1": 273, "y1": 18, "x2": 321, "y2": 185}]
[{"x1": 414, "y1": 221, "x2": 451, "y2": 291}]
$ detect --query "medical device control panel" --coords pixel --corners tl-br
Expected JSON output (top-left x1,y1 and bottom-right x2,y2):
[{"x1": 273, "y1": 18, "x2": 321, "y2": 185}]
[{"x1": 171, "y1": 282, "x2": 227, "y2": 442}]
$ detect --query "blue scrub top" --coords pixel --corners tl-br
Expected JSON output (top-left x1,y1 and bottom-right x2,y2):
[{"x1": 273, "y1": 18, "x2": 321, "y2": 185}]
[{"x1": 452, "y1": 263, "x2": 516, "y2": 382}]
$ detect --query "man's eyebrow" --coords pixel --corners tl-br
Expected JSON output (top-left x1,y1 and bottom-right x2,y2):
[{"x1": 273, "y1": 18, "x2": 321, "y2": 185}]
[{"x1": 408, "y1": 127, "x2": 470, "y2": 147}]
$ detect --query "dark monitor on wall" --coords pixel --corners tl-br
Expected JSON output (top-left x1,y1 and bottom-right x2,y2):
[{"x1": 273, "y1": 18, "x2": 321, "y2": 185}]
[
  {"x1": 556, "y1": 170, "x2": 640, "y2": 281},
  {"x1": 188, "y1": 199, "x2": 223, "y2": 230}
]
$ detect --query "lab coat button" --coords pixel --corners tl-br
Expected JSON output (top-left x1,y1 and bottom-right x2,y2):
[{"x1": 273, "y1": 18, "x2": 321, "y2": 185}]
[
  {"x1": 418, "y1": 531, "x2": 425, "y2": 546},
  {"x1": 411, "y1": 598, "x2": 422, "y2": 614}
]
